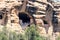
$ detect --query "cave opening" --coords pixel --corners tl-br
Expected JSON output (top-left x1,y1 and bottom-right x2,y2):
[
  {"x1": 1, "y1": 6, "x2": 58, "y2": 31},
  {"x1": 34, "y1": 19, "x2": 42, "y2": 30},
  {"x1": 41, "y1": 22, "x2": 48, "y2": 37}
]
[
  {"x1": 43, "y1": 20, "x2": 48, "y2": 24},
  {"x1": 18, "y1": 12, "x2": 30, "y2": 28},
  {"x1": 0, "y1": 12, "x2": 3, "y2": 19},
  {"x1": 0, "y1": 15, "x2": 3, "y2": 19}
]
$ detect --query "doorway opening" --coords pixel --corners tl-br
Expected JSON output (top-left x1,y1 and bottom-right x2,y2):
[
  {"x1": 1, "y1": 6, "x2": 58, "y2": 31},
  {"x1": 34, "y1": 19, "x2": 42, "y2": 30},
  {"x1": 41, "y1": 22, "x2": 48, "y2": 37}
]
[
  {"x1": 0, "y1": 15, "x2": 3, "y2": 19},
  {"x1": 43, "y1": 20, "x2": 49, "y2": 34},
  {"x1": 18, "y1": 12, "x2": 30, "y2": 29}
]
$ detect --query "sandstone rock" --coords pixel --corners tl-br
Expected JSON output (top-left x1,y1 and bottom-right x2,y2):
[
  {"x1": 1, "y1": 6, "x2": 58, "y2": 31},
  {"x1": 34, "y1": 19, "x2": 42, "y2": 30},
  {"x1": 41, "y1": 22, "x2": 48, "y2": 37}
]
[
  {"x1": 37, "y1": 26, "x2": 46, "y2": 36},
  {"x1": 48, "y1": 26, "x2": 53, "y2": 36},
  {"x1": 0, "y1": 0, "x2": 60, "y2": 36}
]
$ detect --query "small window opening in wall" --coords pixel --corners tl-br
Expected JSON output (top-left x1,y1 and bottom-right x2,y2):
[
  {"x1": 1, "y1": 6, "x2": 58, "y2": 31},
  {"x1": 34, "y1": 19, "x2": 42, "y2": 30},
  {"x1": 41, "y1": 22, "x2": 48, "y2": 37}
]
[
  {"x1": 43, "y1": 20, "x2": 48, "y2": 24},
  {"x1": 0, "y1": 15, "x2": 3, "y2": 19},
  {"x1": 29, "y1": 0, "x2": 36, "y2": 2},
  {"x1": 46, "y1": 4, "x2": 50, "y2": 11},
  {"x1": 11, "y1": 20, "x2": 15, "y2": 23},
  {"x1": 26, "y1": 6, "x2": 37, "y2": 14}
]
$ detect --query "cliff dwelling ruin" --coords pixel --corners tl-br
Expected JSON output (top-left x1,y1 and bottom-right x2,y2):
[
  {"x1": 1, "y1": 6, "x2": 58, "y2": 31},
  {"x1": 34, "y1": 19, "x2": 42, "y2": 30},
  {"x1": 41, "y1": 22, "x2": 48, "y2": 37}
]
[{"x1": 0, "y1": 0, "x2": 60, "y2": 35}]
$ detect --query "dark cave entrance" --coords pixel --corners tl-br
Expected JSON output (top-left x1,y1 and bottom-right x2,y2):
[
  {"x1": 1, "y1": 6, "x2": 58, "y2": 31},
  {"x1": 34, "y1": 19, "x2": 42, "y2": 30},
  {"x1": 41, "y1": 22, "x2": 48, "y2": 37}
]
[
  {"x1": 18, "y1": 12, "x2": 30, "y2": 29},
  {"x1": 43, "y1": 20, "x2": 49, "y2": 34}
]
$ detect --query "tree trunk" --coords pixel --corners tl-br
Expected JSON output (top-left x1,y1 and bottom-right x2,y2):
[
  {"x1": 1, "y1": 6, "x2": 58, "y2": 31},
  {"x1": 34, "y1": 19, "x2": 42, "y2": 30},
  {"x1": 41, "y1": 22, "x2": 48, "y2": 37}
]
[{"x1": 20, "y1": 0, "x2": 28, "y2": 12}]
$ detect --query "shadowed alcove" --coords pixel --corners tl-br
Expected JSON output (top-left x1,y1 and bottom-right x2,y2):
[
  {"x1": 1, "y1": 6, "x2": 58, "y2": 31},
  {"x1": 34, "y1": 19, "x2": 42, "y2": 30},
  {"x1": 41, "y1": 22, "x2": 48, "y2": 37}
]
[{"x1": 18, "y1": 12, "x2": 31, "y2": 29}]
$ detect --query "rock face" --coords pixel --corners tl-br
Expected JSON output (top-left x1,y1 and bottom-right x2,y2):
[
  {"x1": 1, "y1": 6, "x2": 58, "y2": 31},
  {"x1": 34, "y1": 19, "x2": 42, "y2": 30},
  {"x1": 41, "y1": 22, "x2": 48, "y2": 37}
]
[{"x1": 0, "y1": 0, "x2": 60, "y2": 35}]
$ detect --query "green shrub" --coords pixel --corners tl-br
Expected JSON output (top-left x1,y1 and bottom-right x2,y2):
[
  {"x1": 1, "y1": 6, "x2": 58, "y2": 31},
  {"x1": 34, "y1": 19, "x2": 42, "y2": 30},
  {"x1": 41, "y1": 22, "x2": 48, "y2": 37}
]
[
  {"x1": 0, "y1": 32, "x2": 8, "y2": 40},
  {"x1": 17, "y1": 34, "x2": 25, "y2": 40},
  {"x1": 9, "y1": 31, "x2": 25, "y2": 40},
  {"x1": 9, "y1": 32, "x2": 18, "y2": 40},
  {"x1": 56, "y1": 35, "x2": 60, "y2": 40},
  {"x1": 0, "y1": 26, "x2": 8, "y2": 40},
  {"x1": 25, "y1": 24, "x2": 46, "y2": 40},
  {"x1": 0, "y1": 25, "x2": 46, "y2": 40}
]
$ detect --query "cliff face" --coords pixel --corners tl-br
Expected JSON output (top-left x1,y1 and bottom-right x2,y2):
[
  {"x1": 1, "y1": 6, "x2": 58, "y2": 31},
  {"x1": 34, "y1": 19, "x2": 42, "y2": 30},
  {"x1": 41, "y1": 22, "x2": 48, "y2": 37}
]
[
  {"x1": 0, "y1": 0, "x2": 60, "y2": 35},
  {"x1": 52, "y1": 2, "x2": 60, "y2": 32}
]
